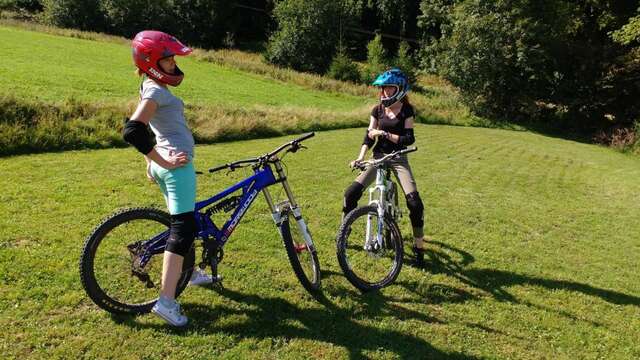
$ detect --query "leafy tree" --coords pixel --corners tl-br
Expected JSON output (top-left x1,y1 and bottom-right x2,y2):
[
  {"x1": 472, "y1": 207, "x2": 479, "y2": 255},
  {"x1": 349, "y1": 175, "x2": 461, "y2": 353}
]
[
  {"x1": 42, "y1": 0, "x2": 105, "y2": 31},
  {"x1": 265, "y1": 0, "x2": 341, "y2": 73},
  {"x1": 0, "y1": 0, "x2": 42, "y2": 12},
  {"x1": 100, "y1": 0, "x2": 173, "y2": 38},
  {"x1": 419, "y1": 0, "x2": 640, "y2": 129},
  {"x1": 612, "y1": 10, "x2": 640, "y2": 45},
  {"x1": 172, "y1": 0, "x2": 230, "y2": 48}
]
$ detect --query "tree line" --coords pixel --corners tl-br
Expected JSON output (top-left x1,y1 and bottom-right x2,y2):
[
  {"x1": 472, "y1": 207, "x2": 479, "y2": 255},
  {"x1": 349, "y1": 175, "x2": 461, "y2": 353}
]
[{"x1": 2, "y1": 0, "x2": 639, "y2": 133}]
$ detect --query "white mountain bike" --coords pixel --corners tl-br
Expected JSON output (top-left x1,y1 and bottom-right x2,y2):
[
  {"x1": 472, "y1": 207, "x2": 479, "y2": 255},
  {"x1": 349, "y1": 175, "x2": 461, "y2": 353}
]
[{"x1": 336, "y1": 146, "x2": 417, "y2": 292}]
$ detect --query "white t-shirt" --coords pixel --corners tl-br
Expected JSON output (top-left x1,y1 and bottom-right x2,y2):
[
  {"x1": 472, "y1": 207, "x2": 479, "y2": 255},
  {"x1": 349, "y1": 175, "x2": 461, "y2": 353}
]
[{"x1": 140, "y1": 77, "x2": 195, "y2": 159}]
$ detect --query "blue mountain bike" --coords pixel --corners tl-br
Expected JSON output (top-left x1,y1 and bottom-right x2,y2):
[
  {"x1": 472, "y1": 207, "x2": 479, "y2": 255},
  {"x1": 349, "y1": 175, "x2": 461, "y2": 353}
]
[{"x1": 80, "y1": 133, "x2": 320, "y2": 315}]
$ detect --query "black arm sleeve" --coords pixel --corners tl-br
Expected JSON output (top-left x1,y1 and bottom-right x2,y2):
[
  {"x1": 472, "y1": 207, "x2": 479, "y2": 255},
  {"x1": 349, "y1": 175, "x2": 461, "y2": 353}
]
[
  {"x1": 398, "y1": 128, "x2": 415, "y2": 146},
  {"x1": 122, "y1": 118, "x2": 154, "y2": 155}
]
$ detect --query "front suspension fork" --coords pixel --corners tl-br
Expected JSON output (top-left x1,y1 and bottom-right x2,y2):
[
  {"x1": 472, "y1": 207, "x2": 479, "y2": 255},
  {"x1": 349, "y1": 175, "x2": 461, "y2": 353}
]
[{"x1": 262, "y1": 170, "x2": 315, "y2": 252}]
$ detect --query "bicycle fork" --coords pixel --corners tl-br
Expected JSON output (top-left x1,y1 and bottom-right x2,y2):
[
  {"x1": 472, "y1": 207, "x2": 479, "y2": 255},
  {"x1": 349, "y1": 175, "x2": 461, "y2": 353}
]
[
  {"x1": 262, "y1": 161, "x2": 315, "y2": 252},
  {"x1": 365, "y1": 169, "x2": 388, "y2": 251}
]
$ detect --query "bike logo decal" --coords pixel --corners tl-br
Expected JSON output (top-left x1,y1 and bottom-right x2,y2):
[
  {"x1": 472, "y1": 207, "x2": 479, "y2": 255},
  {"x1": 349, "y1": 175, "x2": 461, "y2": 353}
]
[
  {"x1": 224, "y1": 189, "x2": 258, "y2": 236},
  {"x1": 148, "y1": 67, "x2": 164, "y2": 79}
]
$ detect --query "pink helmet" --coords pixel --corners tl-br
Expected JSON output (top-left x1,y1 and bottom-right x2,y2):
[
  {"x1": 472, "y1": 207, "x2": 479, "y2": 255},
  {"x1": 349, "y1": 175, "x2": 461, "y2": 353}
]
[{"x1": 131, "y1": 30, "x2": 192, "y2": 87}]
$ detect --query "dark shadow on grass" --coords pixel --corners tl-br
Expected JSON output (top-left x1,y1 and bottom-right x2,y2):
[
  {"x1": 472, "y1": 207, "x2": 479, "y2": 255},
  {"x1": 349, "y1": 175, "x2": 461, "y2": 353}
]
[
  {"x1": 424, "y1": 241, "x2": 640, "y2": 307},
  {"x1": 390, "y1": 240, "x2": 635, "y2": 328},
  {"x1": 112, "y1": 240, "x2": 638, "y2": 356},
  {"x1": 187, "y1": 287, "x2": 478, "y2": 360},
  {"x1": 114, "y1": 285, "x2": 481, "y2": 359}
]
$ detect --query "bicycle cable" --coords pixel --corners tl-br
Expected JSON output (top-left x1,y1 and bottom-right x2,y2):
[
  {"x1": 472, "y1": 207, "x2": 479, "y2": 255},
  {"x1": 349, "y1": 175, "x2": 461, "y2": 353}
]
[{"x1": 367, "y1": 135, "x2": 380, "y2": 161}]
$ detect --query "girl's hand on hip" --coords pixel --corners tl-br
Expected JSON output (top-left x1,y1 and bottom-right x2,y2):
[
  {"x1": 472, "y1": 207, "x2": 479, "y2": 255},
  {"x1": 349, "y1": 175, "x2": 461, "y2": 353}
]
[
  {"x1": 165, "y1": 151, "x2": 189, "y2": 169},
  {"x1": 146, "y1": 162, "x2": 156, "y2": 183}
]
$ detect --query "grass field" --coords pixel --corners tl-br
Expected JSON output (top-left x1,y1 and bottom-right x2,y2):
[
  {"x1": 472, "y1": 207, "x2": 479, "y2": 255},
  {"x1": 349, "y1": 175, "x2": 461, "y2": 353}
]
[
  {"x1": 1, "y1": 126, "x2": 639, "y2": 359},
  {"x1": 0, "y1": 25, "x2": 367, "y2": 111},
  {"x1": 0, "y1": 22, "x2": 492, "y2": 156}
]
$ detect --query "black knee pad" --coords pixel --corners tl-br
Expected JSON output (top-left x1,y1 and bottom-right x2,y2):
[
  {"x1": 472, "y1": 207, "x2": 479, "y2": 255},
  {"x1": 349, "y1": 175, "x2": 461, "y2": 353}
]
[
  {"x1": 343, "y1": 182, "x2": 364, "y2": 215},
  {"x1": 166, "y1": 211, "x2": 196, "y2": 257},
  {"x1": 405, "y1": 192, "x2": 424, "y2": 228}
]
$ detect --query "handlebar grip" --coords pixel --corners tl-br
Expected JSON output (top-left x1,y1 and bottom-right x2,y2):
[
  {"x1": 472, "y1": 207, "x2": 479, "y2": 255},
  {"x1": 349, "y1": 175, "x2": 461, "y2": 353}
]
[
  {"x1": 404, "y1": 146, "x2": 418, "y2": 154},
  {"x1": 209, "y1": 164, "x2": 228, "y2": 173},
  {"x1": 295, "y1": 132, "x2": 315, "y2": 142}
]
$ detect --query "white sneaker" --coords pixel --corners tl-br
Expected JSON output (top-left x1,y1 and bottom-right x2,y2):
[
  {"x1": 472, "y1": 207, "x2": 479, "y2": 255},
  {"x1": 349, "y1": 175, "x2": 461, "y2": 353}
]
[
  {"x1": 151, "y1": 298, "x2": 188, "y2": 327},
  {"x1": 188, "y1": 267, "x2": 214, "y2": 287}
]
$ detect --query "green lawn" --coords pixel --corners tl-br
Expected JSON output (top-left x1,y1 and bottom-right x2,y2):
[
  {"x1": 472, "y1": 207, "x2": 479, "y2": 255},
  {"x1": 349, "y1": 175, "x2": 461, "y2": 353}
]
[
  {"x1": 0, "y1": 23, "x2": 492, "y2": 156},
  {"x1": 0, "y1": 25, "x2": 367, "y2": 111},
  {"x1": 1, "y1": 125, "x2": 639, "y2": 359}
]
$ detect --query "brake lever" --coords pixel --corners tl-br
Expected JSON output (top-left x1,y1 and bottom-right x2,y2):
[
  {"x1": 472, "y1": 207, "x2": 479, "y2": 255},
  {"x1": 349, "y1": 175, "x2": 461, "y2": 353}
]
[{"x1": 288, "y1": 142, "x2": 302, "y2": 153}]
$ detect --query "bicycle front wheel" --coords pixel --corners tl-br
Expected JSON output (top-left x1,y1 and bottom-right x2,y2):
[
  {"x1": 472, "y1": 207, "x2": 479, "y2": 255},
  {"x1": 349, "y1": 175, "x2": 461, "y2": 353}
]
[
  {"x1": 279, "y1": 211, "x2": 321, "y2": 294},
  {"x1": 336, "y1": 205, "x2": 403, "y2": 292},
  {"x1": 79, "y1": 208, "x2": 194, "y2": 315}
]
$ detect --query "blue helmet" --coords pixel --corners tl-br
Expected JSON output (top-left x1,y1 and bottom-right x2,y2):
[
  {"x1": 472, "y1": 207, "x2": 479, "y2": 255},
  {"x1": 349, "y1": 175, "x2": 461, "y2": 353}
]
[{"x1": 372, "y1": 68, "x2": 410, "y2": 107}]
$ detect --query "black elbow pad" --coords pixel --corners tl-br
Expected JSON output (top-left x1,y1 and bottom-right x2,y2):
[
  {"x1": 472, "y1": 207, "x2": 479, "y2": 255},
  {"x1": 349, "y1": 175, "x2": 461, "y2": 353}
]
[
  {"x1": 399, "y1": 128, "x2": 415, "y2": 146},
  {"x1": 123, "y1": 118, "x2": 154, "y2": 155},
  {"x1": 362, "y1": 129, "x2": 375, "y2": 148}
]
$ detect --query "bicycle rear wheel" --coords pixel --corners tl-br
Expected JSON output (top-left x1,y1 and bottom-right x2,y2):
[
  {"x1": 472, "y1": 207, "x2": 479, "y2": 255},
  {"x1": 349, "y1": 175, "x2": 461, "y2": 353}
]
[
  {"x1": 79, "y1": 208, "x2": 194, "y2": 315},
  {"x1": 279, "y1": 211, "x2": 321, "y2": 294},
  {"x1": 336, "y1": 205, "x2": 403, "y2": 292}
]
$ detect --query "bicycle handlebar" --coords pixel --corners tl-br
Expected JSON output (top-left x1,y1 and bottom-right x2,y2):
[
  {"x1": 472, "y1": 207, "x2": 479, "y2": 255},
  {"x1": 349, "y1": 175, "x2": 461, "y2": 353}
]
[
  {"x1": 267, "y1": 132, "x2": 315, "y2": 158},
  {"x1": 208, "y1": 158, "x2": 259, "y2": 173},
  {"x1": 353, "y1": 146, "x2": 418, "y2": 171},
  {"x1": 208, "y1": 132, "x2": 315, "y2": 173}
]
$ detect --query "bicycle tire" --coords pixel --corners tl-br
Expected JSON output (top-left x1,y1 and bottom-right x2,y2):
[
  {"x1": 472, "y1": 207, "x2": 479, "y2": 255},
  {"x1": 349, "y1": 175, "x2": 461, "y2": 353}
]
[
  {"x1": 336, "y1": 204, "x2": 403, "y2": 292},
  {"x1": 279, "y1": 211, "x2": 321, "y2": 293},
  {"x1": 79, "y1": 207, "x2": 194, "y2": 315}
]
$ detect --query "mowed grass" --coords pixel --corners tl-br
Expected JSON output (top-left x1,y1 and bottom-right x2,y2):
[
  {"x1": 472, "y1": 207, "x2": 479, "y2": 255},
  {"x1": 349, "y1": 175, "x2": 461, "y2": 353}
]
[
  {"x1": 1, "y1": 125, "x2": 639, "y2": 359},
  {"x1": 0, "y1": 22, "x2": 494, "y2": 156},
  {"x1": 0, "y1": 25, "x2": 368, "y2": 111}
]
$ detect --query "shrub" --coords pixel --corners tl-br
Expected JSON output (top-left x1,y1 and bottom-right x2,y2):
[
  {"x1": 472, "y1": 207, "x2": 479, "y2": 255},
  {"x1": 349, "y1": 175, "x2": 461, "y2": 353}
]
[
  {"x1": 327, "y1": 49, "x2": 361, "y2": 83},
  {"x1": 393, "y1": 41, "x2": 416, "y2": 84},
  {"x1": 361, "y1": 34, "x2": 389, "y2": 84}
]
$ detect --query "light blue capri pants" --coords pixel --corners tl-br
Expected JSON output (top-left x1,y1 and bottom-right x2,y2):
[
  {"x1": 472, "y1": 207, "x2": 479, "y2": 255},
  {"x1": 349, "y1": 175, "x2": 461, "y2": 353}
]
[{"x1": 149, "y1": 161, "x2": 196, "y2": 215}]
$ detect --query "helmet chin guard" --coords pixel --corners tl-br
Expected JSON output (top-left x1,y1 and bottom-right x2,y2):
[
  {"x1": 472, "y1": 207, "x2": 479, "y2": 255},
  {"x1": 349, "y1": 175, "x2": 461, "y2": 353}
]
[{"x1": 132, "y1": 30, "x2": 192, "y2": 86}]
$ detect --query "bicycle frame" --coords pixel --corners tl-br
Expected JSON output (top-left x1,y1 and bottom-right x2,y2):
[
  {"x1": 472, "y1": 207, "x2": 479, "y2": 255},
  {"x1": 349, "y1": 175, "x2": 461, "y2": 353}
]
[
  {"x1": 137, "y1": 158, "x2": 314, "y2": 267},
  {"x1": 195, "y1": 164, "x2": 277, "y2": 245},
  {"x1": 365, "y1": 166, "x2": 397, "y2": 251}
]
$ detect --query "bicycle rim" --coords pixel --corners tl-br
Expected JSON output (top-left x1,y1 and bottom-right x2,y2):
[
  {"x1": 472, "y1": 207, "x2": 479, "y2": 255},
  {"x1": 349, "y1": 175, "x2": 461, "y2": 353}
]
[
  {"x1": 337, "y1": 205, "x2": 403, "y2": 291},
  {"x1": 80, "y1": 208, "x2": 193, "y2": 314},
  {"x1": 280, "y1": 212, "x2": 321, "y2": 293}
]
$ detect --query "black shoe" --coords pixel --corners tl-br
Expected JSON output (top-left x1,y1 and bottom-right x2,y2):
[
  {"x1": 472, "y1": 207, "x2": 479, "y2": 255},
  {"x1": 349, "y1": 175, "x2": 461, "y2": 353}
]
[{"x1": 412, "y1": 246, "x2": 425, "y2": 267}]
